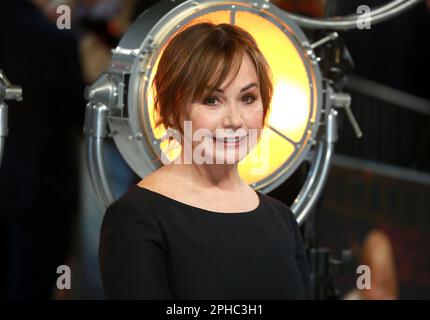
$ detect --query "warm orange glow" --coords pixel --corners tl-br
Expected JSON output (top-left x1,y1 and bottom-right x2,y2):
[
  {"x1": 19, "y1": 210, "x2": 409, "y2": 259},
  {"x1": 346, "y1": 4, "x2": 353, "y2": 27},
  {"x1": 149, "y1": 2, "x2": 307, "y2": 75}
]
[
  {"x1": 239, "y1": 128, "x2": 295, "y2": 182},
  {"x1": 270, "y1": 79, "x2": 310, "y2": 142}
]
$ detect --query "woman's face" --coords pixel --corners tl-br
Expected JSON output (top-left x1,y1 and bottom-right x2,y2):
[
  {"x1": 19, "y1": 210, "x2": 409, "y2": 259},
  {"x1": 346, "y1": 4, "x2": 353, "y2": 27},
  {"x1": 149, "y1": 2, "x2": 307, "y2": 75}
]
[{"x1": 180, "y1": 54, "x2": 264, "y2": 165}]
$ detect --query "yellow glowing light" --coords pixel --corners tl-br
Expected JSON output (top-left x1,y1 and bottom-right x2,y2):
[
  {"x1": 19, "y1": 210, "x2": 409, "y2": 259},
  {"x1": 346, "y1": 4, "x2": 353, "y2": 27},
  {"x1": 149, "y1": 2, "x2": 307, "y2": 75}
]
[{"x1": 270, "y1": 79, "x2": 310, "y2": 142}]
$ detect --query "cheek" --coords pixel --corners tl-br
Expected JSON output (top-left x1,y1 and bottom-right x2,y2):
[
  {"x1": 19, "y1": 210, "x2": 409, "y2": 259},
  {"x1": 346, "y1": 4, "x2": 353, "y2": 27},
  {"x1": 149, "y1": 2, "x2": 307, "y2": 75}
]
[
  {"x1": 191, "y1": 112, "x2": 218, "y2": 130},
  {"x1": 244, "y1": 106, "x2": 264, "y2": 129}
]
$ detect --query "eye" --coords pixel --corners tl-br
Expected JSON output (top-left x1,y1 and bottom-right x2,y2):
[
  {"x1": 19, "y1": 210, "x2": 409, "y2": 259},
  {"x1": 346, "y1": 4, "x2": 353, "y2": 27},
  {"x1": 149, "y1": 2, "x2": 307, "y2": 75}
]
[
  {"x1": 204, "y1": 96, "x2": 219, "y2": 106},
  {"x1": 242, "y1": 94, "x2": 257, "y2": 104}
]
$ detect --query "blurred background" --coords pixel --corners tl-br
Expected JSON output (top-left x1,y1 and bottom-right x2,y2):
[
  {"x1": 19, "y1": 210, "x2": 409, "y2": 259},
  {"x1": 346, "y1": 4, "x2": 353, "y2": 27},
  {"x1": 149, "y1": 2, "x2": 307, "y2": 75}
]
[{"x1": 0, "y1": 0, "x2": 429, "y2": 299}]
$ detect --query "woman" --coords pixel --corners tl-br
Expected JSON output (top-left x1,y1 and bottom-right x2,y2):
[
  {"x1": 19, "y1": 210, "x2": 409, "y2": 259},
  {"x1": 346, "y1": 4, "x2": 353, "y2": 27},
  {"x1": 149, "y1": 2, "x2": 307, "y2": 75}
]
[{"x1": 99, "y1": 22, "x2": 311, "y2": 300}]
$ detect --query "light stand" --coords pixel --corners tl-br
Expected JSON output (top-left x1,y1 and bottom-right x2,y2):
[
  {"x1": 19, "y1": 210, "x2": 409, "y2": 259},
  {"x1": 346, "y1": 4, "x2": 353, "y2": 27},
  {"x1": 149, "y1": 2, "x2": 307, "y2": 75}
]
[{"x1": 0, "y1": 69, "x2": 22, "y2": 167}]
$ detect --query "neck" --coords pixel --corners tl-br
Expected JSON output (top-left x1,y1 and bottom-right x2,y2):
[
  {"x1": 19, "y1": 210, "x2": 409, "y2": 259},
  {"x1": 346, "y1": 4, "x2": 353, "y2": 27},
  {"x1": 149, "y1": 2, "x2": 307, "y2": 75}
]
[{"x1": 164, "y1": 160, "x2": 245, "y2": 192}]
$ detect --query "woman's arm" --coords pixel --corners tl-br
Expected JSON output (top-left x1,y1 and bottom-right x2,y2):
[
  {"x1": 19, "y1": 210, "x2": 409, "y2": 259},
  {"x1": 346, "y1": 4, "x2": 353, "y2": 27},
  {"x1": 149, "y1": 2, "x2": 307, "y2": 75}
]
[
  {"x1": 289, "y1": 210, "x2": 312, "y2": 299},
  {"x1": 99, "y1": 201, "x2": 171, "y2": 299}
]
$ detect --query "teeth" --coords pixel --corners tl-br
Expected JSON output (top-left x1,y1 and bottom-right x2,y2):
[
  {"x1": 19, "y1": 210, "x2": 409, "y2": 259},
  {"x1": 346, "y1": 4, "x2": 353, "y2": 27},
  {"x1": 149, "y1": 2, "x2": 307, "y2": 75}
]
[{"x1": 213, "y1": 137, "x2": 244, "y2": 143}]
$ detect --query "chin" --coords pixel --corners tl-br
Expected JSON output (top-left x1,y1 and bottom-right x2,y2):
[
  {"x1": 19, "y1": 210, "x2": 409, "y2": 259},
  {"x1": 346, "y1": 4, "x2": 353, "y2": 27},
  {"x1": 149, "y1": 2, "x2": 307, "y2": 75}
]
[{"x1": 212, "y1": 151, "x2": 249, "y2": 165}]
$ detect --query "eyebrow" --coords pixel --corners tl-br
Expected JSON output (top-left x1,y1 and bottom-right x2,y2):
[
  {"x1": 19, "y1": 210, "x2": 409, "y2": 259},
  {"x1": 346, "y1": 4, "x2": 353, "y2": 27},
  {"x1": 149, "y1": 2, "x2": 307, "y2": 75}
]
[{"x1": 211, "y1": 82, "x2": 258, "y2": 93}]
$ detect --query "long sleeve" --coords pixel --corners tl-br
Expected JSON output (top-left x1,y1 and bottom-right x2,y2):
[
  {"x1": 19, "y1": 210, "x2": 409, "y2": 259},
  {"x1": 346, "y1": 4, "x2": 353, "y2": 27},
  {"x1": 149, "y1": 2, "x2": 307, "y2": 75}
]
[
  {"x1": 289, "y1": 210, "x2": 312, "y2": 299},
  {"x1": 98, "y1": 201, "x2": 171, "y2": 299}
]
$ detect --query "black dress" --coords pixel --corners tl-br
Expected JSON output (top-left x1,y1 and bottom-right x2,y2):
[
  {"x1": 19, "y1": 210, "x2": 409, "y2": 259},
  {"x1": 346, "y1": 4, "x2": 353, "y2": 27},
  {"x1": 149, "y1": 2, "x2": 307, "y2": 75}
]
[{"x1": 99, "y1": 184, "x2": 311, "y2": 300}]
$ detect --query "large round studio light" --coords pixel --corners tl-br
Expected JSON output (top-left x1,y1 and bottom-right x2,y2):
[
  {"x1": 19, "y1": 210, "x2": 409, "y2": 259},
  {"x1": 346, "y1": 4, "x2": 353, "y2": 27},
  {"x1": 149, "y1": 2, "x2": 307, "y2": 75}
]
[
  {"x1": 85, "y1": 0, "x2": 340, "y2": 224},
  {"x1": 134, "y1": 0, "x2": 322, "y2": 193}
]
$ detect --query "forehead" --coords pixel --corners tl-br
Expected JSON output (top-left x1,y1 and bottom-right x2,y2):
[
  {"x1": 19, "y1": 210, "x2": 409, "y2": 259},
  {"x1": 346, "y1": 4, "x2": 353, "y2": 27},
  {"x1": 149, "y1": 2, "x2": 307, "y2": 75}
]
[{"x1": 219, "y1": 54, "x2": 258, "y2": 90}]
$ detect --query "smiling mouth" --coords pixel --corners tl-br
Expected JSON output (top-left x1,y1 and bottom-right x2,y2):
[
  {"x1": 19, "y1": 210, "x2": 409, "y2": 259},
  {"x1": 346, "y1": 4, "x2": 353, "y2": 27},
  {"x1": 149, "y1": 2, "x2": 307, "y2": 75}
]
[{"x1": 212, "y1": 136, "x2": 247, "y2": 144}]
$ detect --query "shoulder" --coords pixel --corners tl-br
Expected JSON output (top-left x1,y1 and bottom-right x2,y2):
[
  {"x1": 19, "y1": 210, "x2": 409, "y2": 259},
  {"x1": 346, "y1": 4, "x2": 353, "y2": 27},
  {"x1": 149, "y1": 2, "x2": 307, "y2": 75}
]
[
  {"x1": 99, "y1": 185, "x2": 167, "y2": 253},
  {"x1": 259, "y1": 191, "x2": 292, "y2": 211},
  {"x1": 259, "y1": 191, "x2": 297, "y2": 225},
  {"x1": 101, "y1": 185, "x2": 160, "y2": 231}
]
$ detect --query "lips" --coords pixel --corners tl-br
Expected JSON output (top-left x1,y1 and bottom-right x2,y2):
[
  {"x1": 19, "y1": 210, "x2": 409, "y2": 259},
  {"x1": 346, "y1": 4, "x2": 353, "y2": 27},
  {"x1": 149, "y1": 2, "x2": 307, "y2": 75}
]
[{"x1": 212, "y1": 136, "x2": 247, "y2": 143}]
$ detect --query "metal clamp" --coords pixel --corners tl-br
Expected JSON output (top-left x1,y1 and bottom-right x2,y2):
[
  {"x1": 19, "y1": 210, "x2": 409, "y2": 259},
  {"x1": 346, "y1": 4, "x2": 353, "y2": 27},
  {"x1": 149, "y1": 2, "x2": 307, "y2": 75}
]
[
  {"x1": 330, "y1": 91, "x2": 363, "y2": 138},
  {"x1": 0, "y1": 70, "x2": 23, "y2": 166},
  {"x1": 84, "y1": 73, "x2": 124, "y2": 209}
]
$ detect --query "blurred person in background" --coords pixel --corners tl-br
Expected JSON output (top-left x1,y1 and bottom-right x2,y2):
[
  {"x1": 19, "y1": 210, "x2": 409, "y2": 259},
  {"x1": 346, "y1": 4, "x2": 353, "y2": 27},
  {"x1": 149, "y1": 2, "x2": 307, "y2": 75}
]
[
  {"x1": 0, "y1": 0, "x2": 85, "y2": 299},
  {"x1": 344, "y1": 230, "x2": 399, "y2": 300},
  {"x1": 76, "y1": 0, "x2": 126, "y2": 84}
]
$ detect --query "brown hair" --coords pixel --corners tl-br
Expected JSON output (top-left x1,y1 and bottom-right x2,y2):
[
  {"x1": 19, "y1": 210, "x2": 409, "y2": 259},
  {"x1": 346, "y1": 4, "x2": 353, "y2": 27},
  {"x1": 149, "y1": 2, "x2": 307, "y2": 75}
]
[{"x1": 151, "y1": 22, "x2": 273, "y2": 136}]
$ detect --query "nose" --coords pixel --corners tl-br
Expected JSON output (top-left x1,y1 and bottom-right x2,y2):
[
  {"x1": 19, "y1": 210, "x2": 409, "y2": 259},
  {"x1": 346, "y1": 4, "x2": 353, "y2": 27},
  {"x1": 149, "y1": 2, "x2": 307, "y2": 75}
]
[{"x1": 223, "y1": 101, "x2": 244, "y2": 130}]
